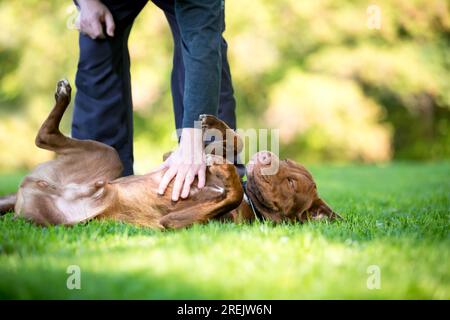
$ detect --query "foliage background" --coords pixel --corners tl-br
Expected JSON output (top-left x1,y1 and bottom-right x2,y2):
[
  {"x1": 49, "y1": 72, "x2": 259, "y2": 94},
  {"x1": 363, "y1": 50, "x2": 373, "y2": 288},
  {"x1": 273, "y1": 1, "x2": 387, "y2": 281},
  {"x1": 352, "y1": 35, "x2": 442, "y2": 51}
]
[{"x1": 0, "y1": 0, "x2": 449, "y2": 173}]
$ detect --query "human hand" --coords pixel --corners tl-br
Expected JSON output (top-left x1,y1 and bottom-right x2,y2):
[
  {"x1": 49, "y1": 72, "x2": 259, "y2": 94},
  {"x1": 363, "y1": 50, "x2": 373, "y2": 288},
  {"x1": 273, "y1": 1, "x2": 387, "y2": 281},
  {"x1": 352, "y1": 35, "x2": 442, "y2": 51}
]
[
  {"x1": 158, "y1": 128, "x2": 206, "y2": 201},
  {"x1": 76, "y1": 0, "x2": 115, "y2": 39}
]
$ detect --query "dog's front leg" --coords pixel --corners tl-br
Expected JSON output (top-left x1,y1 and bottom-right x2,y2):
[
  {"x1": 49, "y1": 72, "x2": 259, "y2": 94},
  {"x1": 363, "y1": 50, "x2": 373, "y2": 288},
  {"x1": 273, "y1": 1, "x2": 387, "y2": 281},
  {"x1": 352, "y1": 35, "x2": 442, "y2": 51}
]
[{"x1": 159, "y1": 162, "x2": 243, "y2": 229}]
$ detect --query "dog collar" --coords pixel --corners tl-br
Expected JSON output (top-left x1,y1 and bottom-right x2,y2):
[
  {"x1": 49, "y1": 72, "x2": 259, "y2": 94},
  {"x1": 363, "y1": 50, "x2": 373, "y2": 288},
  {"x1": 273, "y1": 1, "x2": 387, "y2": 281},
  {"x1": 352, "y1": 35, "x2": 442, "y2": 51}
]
[{"x1": 243, "y1": 182, "x2": 264, "y2": 221}]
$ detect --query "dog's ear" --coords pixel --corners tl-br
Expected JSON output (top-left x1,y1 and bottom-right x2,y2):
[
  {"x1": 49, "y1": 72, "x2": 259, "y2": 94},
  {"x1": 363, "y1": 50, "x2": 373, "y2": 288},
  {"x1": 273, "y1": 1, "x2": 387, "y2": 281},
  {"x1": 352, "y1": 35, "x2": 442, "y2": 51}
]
[{"x1": 306, "y1": 198, "x2": 341, "y2": 221}]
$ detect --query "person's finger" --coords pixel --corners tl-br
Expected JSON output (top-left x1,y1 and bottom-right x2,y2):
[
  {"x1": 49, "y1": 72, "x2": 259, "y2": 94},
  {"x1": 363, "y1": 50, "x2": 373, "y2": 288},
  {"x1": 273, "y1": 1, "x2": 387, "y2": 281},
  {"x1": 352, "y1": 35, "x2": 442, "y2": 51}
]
[
  {"x1": 158, "y1": 167, "x2": 177, "y2": 195},
  {"x1": 197, "y1": 165, "x2": 206, "y2": 188},
  {"x1": 181, "y1": 170, "x2": 196, "y2": 199},
  {"x1": 104, "y1": 11, "x2": 115, "y2": 37},
  {"x1": 171, "y1": 167, "x2": 188, "y2": 201},
  {"x1": 157, "y1": 158, "x2": 170, "y2": 171},
  {"x1": 90, "y1": 19, "x2": 105, "y2": 39}
]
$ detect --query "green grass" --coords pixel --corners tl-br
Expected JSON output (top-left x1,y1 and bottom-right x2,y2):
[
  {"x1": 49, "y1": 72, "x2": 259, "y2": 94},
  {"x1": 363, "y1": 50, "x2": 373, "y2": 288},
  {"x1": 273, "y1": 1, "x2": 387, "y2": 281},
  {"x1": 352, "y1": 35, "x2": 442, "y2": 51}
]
[{"x1": 0, "y1": 162, "x2": 449, "y2": 299}]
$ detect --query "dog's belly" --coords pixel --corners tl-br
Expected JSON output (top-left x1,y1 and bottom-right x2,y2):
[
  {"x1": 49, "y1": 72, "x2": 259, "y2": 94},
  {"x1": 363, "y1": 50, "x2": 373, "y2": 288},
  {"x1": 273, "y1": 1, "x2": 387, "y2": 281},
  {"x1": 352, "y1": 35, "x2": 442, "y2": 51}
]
[
  {"x1": 15, "y1": 178, "x2": 111, "y2": 225},
  {"x1": 14, "y1": 158, "x2": 119, "y2": 225}
]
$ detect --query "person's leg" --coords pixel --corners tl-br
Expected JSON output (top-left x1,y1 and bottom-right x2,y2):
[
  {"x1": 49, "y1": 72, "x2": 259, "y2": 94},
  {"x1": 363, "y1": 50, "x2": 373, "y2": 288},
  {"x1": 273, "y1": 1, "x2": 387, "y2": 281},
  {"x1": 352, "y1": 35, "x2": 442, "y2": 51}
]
[{"x1": 72, "y1": 0, "x2": 147, "y2": 176}]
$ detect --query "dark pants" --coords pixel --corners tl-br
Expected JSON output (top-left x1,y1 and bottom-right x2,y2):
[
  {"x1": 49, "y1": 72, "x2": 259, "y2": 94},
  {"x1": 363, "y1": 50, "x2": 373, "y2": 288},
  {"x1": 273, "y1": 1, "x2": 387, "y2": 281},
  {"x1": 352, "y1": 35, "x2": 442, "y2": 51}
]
[{"x1": 72, "y1": 0, "x2": 238, "y2": 176}]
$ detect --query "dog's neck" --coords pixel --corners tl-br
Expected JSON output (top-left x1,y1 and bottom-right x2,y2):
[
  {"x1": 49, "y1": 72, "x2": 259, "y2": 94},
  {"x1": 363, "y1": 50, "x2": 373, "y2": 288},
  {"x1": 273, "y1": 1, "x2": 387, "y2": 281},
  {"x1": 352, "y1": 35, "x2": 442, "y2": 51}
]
[{"x1": 243, "y1": 183, "x2": 264, "y2": 221}]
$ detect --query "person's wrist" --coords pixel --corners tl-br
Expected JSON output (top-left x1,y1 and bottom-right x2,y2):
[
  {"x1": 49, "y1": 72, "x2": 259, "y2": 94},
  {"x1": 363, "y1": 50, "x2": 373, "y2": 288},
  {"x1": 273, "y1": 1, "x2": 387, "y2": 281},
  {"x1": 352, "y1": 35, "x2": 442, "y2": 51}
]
[
  {"x1": 179, "y1": 128, "x2": 204, "y2": 163},
  {"x1": 180, "y1": 128, "x2": 203, "y2": 145}
]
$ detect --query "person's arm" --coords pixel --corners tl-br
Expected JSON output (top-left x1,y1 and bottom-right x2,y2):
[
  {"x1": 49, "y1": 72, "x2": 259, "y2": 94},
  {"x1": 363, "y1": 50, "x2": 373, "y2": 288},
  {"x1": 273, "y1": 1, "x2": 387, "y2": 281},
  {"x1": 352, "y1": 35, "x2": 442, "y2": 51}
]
[
  {"x1": 75, "y1": 0, "x2": 115, "y2": 39},
  {"x1": 158, "y1": 0, "x2": 223, "y2": 201}
]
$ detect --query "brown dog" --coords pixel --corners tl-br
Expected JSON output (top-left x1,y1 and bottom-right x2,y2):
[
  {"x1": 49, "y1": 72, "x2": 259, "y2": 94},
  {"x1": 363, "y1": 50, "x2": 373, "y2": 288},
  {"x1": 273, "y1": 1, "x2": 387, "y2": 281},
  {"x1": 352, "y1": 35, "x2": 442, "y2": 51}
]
[
  {"x1": 226, "y1": 151, "x2": 341, "y2": 223},
  {"x1": 0, "y1": 80, "x2": 339, "y2": 228},
  {"x1": 1, "y1": 80, "x2": 243, "y2": 229}
]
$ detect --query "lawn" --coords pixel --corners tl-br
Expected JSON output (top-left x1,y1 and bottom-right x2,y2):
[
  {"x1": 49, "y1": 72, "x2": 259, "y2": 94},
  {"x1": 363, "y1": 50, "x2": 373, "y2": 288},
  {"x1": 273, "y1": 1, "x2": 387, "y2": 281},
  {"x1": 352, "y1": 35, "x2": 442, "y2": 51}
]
[{"x1": 0, "y1": 162, "x2": 449, "y2": 299}]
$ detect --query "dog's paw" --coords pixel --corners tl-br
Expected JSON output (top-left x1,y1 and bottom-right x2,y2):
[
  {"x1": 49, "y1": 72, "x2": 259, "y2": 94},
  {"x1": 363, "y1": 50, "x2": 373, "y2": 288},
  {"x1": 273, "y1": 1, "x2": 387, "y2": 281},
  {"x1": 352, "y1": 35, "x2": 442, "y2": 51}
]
[
  {"x1": 55, "y1": 79, "x2": 71, "y2": 101},
  {"x1": 205, "y1": 153, "x2": 232, "y2": 166},
  {"x1": 199, "y1": 114, "x2": 220, "y2": 130}
]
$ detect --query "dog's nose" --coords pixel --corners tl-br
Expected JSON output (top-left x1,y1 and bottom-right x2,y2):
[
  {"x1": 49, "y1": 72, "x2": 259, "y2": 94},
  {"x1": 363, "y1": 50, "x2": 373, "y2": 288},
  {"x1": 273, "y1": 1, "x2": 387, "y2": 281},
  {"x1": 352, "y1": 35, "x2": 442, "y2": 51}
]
[{"x1": 258, "y1": 151, "x2": 272, "y2": 165}]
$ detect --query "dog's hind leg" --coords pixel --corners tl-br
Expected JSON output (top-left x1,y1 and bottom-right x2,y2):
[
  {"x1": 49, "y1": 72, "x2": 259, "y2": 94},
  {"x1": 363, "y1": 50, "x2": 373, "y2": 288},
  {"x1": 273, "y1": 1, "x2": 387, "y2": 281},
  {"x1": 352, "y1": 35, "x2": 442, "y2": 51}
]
[
  {"x1": 12, "y1": 79, "x2": 124, "y2": 226},
  {"x1": 0, "y1": 193, "x2": 16, "y2": 215},
  {"x1": 34, "y1": 79, "x2": 80, "y2": 154},
  {"x1": 34, "y1": 79, "x2": 123, "y2": 178}
]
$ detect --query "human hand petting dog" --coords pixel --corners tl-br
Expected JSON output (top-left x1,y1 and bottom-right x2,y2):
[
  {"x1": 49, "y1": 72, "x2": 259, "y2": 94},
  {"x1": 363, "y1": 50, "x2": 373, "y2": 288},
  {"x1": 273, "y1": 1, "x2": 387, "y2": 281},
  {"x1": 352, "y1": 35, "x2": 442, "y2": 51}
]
[
  {"x1": 76, "y1": 0, "x2": 115, "y2": 39},
  {"x1": 158, "y1": 128, "x2": 206, "y2": 201}
]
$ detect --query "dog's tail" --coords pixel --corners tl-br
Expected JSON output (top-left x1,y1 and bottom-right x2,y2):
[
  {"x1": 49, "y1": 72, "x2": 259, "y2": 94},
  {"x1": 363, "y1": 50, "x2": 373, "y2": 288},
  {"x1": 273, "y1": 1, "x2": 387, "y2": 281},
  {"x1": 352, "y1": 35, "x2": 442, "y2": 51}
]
[{"x1": 0, "y1": 193, "x2": 16, "y2": 215}]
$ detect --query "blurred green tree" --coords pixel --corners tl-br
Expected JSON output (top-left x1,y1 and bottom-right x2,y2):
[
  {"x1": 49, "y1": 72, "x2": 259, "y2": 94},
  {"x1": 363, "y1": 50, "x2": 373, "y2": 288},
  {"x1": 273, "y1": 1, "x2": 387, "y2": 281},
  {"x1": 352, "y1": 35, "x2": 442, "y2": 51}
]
[{"x1": 0, "y1": 0, "x2": 448, "y2": 172}]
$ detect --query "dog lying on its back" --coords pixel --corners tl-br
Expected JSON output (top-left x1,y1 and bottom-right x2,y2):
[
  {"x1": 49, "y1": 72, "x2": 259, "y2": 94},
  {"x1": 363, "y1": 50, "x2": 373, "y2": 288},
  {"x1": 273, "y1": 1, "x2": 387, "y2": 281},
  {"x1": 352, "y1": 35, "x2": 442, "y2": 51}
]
[{"x1": 0, "y1": 80, "x2": 340, "y2": 228}]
